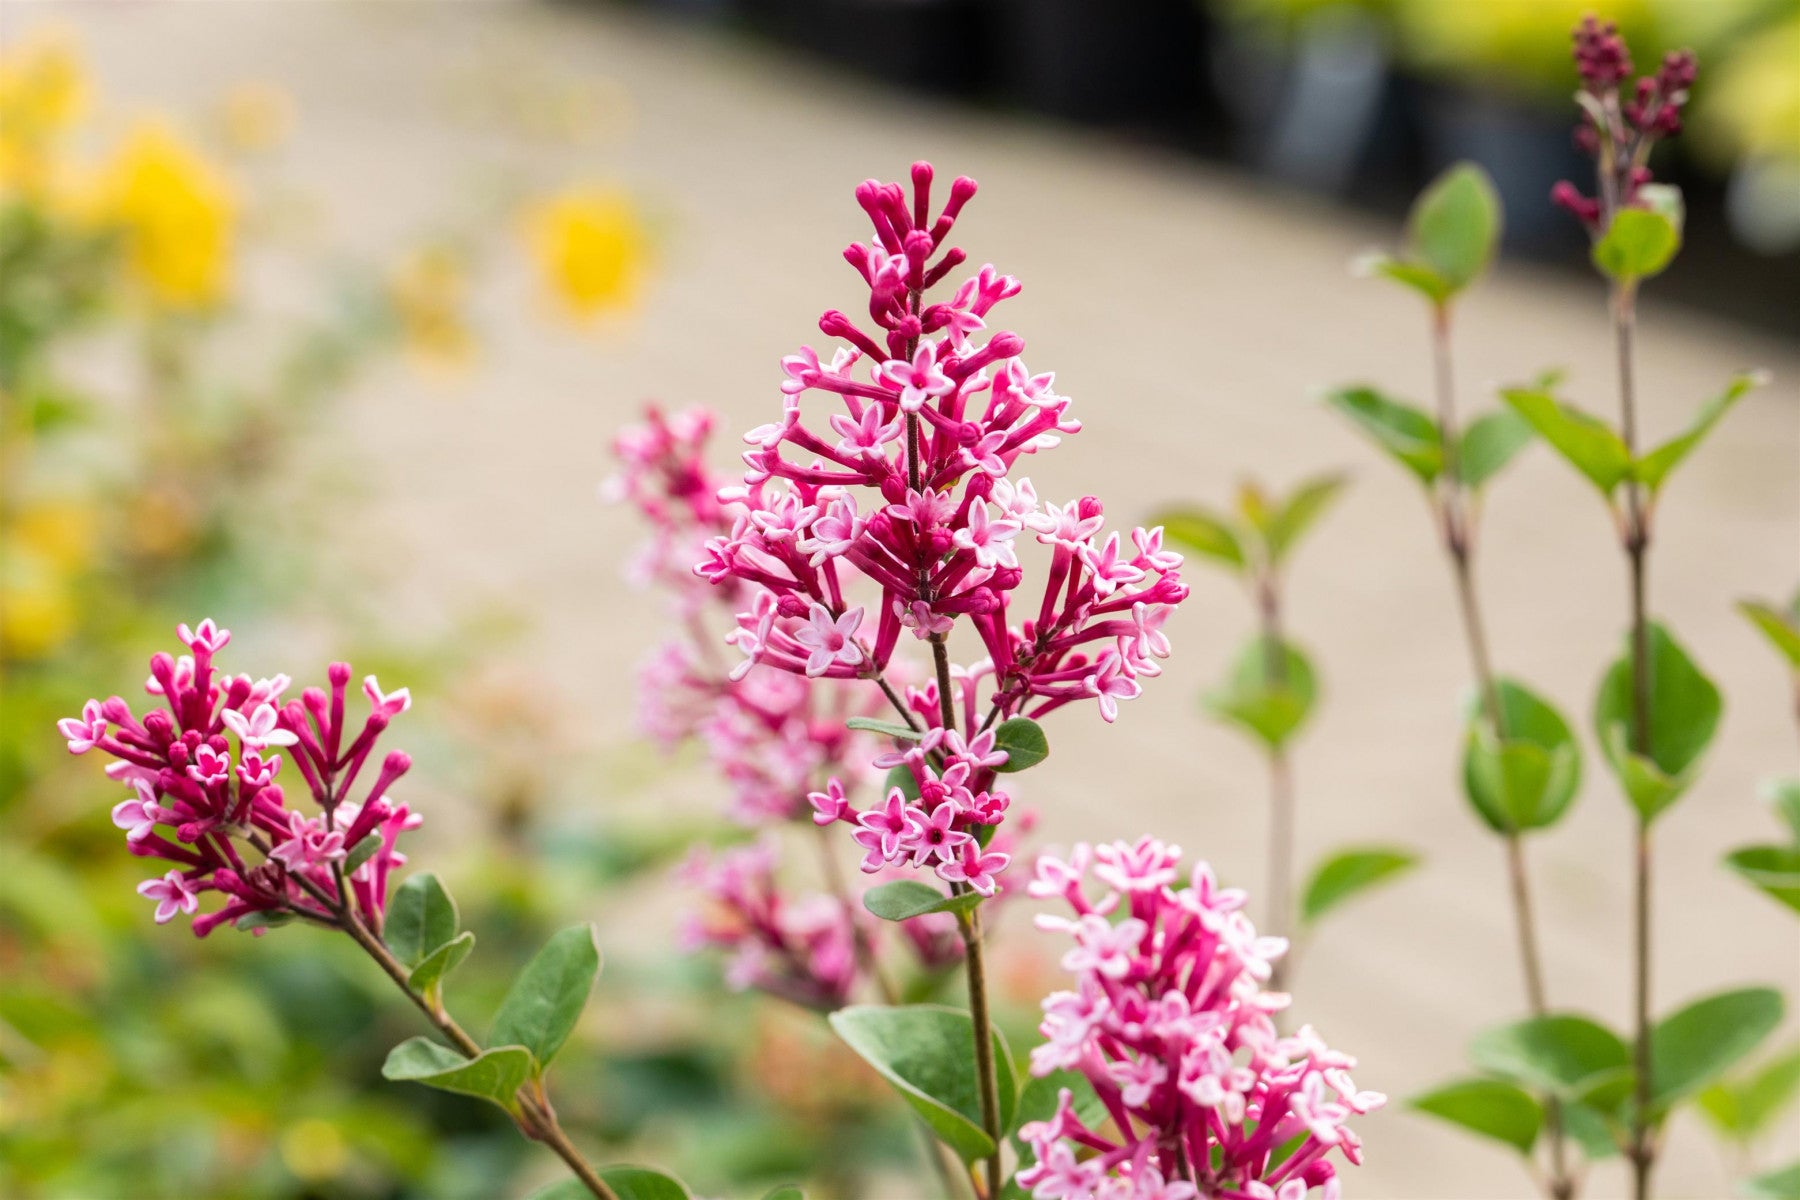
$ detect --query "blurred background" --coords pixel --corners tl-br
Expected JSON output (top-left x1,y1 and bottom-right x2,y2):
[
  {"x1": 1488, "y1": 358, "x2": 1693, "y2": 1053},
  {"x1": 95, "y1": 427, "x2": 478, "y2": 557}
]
[{"x1": 0, "y1": 2, "x2": 1795, "y2": 1198}]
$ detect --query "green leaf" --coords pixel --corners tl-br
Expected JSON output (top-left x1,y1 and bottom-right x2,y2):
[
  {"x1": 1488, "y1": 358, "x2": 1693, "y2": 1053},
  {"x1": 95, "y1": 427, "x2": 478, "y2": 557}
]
[
  {"x1": 1593, "y1": 622, "x2": 1723, "y2": 821},
  {"x1": 1154, "y1": 506, "x2": 1246, "y2": 572},
  {"x1": 1766, "y1": 777, "x2": 1800, "y2": 843},
  {"x1": 380, "y1": 1038, "x2": 531, "y2": 1111},
  {"x1": 344, "y1": 834, "x2": 383, "y2": 874},
  {"x1": 1461, "y1": 678, "x2": 1583, "y2": 833},
  {"x1": 1265, "y1": 473, "x2": 1347, "y2": 563},
  {"x1": 829, "y1": 1004, "x2": 1017, "y2": 1165},
  {"x1": 408, "y1": 930, "x2": 476, "y2": 996},
  {"x1": 862, "y1": 880, "x2": 983, "y2": 922},
  {"x1": 490, "y1": 924, "x2": 602, "y2": 1074},
  {"x1": 1744, "y1": 1161, "x2": 1800, "y2": 1200},
  {"x1": 1299, "y1": 847, "x2": 1419, "y2": 925},
  {"x1": 992, "y1": 716, "x2": 1049, "y2": 773},
  {"x1": 1697, "y1": 1043, "x2": 1800, "y2": 1141},
  {"x1": 1326, "y1": 386, "x2": 1444, "y2": 483},
  {"x1": 1458, "y1": 409, "x2": 1535, "y2": 489},
  {"x1": 386, "y1": 873, "x2": 459, "y2": 968},
  {"x1": 1650, "y1": 987, "x2": 1785, "y2": 1110},
  {"x1": 846, "y1": 717, "x2": 922, "y2": 741},
  {"x1": 1410, "y1": 1078, "x2": 1542, "y2": 1154},
  {"x1": 1469, "y1": 1014, "x2": 1631, "y2": 1099},
  {"x1": 235, "y1": 910, "x2": 297, "y2": 933},
  {"x1": 1205, "y1": 635, "x2": 1317, "y2": 749},
  {"x1": 1562, "y1": 1098, "x2": 1625, "y2": 1159},
  {"x1": 1500, "y1": 386, "x2": 1631, "y2": 495},
  {"x1": 1593, "y1": 208, "x2": 1681, "y2": 283},
  {"x1": 886, "y1": 764, "x2": 921, "y2": 802},
  {"x1": 1408, "y1": 163, "x2": 1503, "y2": 296},
  {"x1": 1723, "y1": 844, "x2": 1800, "y2": 916},
  {"x1": 1360, "y1": 254, "x2": 1449, "y2": 302},
  {"x1": 595, "y1": 1167, "x2": 695, "y2": 1200},
  {"x1": 532, "y1": 1168, "x2": 697, "y2": 1200},
  {"x1": 1634, "y1": 372, "x2": 1761, "y2": 492},
  {"x1": 1740, "y1": 600, "x2": 1800, "y2": 669}
]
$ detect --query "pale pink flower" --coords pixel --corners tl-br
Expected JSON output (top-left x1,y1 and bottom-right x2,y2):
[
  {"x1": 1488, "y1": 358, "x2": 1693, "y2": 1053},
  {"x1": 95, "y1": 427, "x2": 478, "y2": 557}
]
[
  {"x1": 222, "y1": 702, "x2": 299, "y2": 750},
  {"x1": 58, "y1": 700, "x2": 108, "y2": 754},
  {"x1": 792, "y1": 604, "x2": 865, "y2": 678},
  {"x1": 138, "y1": 870, "x2": 200, "y2": 924}
]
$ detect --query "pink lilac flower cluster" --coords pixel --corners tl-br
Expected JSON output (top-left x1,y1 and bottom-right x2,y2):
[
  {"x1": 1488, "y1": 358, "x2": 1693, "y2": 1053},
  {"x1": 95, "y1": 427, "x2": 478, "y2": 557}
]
[
  {"x1": 611, "y1": 406, "x2": 884, "y2": 824},
  {"x1": 1017, "y1": 839, "x2": 1382, "y2": 1200},
  {"x1": 699, "y1": 162, "x2": 1188, "y2": 898},
  {"x1": 58, "y1": 619, "x2": 419, "y2": 937},
  {"x1": 1551, "y1": 16, "x2": 1697, "y2": 233},
  {"x1": 610, "y1": 406, "x2": 980, "y2": 999}
]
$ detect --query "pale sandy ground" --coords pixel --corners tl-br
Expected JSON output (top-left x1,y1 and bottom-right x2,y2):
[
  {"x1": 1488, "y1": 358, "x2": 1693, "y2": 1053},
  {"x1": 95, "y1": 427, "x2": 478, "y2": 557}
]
[{"x1": 18, "y1": 2, "x2": 1800, "y2": 1197}]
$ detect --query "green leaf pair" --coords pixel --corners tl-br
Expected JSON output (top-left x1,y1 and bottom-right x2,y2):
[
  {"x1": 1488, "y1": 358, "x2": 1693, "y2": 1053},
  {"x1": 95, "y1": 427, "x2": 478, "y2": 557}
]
[
  {"x1": 1412, "y1": 988, "x2": 1785, "y2": 1159},
  {"x1": 1698, "y1": 1043, "x2": 1800, "y2": 1145},
  {"x1": 1155, "y1": 472, "x2": 1347, "y2": 580},
  {"x1": 387, "y1": 872, "x2": 475, "y2": 1005},
  {"x1": 1360, "y1": 162, "x2": 1502, "y2": 305},
  {"x1": 1461, "y1": 679, "x2": 1582, "y2": 834},
  {"x1": 1326, "y1": 387, "x2": 1534, "y2": 490},
  {"x1": 828, "y1": 1004, "x2": 1017, "y2": 1166},
  {"x1": 1592, "y1": 622, "x2": 1722, "y2": 824},
  {"x1": 1500, "y1": 372, "x2": 1762, "y2": 499},
  {"x1": 1205, "y1": 635, "x2": 1317, "y2": 750}
]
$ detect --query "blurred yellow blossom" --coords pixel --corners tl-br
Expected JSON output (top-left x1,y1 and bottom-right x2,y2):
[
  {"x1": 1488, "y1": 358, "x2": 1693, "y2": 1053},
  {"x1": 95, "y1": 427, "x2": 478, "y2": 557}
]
[
  {"x1": 100, "y1": 118, "x2": 237, "y2": 308},
  {"x1": 522, "y1": 185, "x2": 649, "y2": 322},
  {"x1": 389, "y1": 244, "x2": 476, "y2": 370},
  {"x1": 217, "y1": 81, "x2": 295, "y2": 154},
  {"x1": 10, "y1": 499, "x2": 99, "y2": 573},
  {"x1": 0, "y1": 26, "x2": 92, "y2": 194},
  {"x1": 1701, "y1": 15, "x2": 1800, "y2": 163},
  {"x1": 1, "y1": 499, "x2": 99, "y2": 658},
  {"x1": 1394, "y1": 0, "x2": 1652, "y2": 87}
]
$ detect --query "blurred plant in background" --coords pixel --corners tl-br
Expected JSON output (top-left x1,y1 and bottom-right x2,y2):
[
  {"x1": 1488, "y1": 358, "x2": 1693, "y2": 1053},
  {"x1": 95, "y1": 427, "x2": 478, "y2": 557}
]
[{"x1": 0, "y1": 24, "x2": 663, "y2": 1200}]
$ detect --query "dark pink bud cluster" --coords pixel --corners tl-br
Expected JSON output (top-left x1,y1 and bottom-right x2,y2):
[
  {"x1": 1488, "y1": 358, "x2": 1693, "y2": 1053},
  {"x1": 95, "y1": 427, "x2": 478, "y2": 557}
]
[
  {"x1": 1554, "y1": 16, "x2": 1697, "y2": 234},
  {"x1": 59, "y1": 619, "x2": 419, "y2": 936},
  {"x1": 1017, "y1": 839, "x2": 1382, "y2": 1200}
]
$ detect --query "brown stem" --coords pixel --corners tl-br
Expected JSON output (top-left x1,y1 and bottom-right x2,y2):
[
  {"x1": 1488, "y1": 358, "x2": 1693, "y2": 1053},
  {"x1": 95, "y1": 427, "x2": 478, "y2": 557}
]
[
  {"x1": 1429, "y1": 305, "x2": 1573, "y2": 1197},
  {"x1": 1254, "y1": 576, "x2": 1295, "y2": 994},
  {"x1": 930, "y1": 633, "x2": 959, "y2": 734},
  {"x1": 1613, "y1": 283, "x2": 1657, "y2": 1200},
  {"x1": 957, "y1": 906, "x2": 1004, "y2": 1200}
]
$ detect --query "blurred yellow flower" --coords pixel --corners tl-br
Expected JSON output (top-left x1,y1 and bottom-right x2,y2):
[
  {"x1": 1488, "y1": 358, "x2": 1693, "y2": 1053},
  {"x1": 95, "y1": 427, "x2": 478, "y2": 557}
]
[
  {"x1": 11, "y1": 499, "x2": 99, "y2": 573},
  {"x1": 389, "y1": 244, "x2": 477, "y2": 370},
  {"x1": 0, "y1": 499, "x2": 99, "y2": 659},
  {"x1": 218, "y1": 81, "x2": 295, "y2": 155},
  {"x1": 100, "y1": 119, "x2": 237, "y2": 308},
  {"x1": 1701, "y1": 15, "x2": 1800, "y2": 163},
  {"x1": 1394, "y1": 0, "x2": 1651, "y2": 86},
  {"x1": 0, "y1": 26, "x2": 92, "y2": 194},
  {"x1": 522, "y1": 186, "x2": 649, "y2": 322}
]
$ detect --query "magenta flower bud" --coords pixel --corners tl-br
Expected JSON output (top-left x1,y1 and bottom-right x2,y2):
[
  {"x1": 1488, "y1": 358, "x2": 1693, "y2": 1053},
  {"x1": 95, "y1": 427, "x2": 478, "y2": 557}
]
[{"x1": 327, "y1": 662, "x2": 351, "y2": 687}]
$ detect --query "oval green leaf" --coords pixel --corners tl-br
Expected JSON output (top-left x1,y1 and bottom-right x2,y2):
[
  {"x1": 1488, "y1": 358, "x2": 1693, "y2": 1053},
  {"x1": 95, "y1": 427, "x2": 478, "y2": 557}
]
[
  {"x1": 1458, "y1": 409, "x2": 1535, "y2": 490},
  {"x1": 1299, "y1": 847, "x2": 1418, "y2": 926},
  {"x1": 1499, "y1": 386, "x2": 1631, "y2": 495},
  {"x1": 1593, "y1": 207, "x2": 1681, "y2": 283},
  {"x1": 490, "y1": 924, "x2": 602, "y2": 1074},
  {"x1": 862, "y1": 880, "x2": 983, "y2": 922},
  {"x1": 1409, "y1": 162, "x2": 1503, "y2": 296},
  {"x1": 1469, "y1": 1013, "x2": 1631, "y2": 1098},
  {"x1": 1651, "y1": 987, "x2": 1785, "y2": 1110},
  {"x1": 385, "y1": 872, "x2": 459, "y2": 968},
  {"x1": 1725, "y1": 844, "x2": 1800, "y2": 915},
  {"x1": 846, "y1": 717, "x2": 922, "y2": 741},
  {"x1": 381, "y1": 1037, "x2": 531, "y2": 1112},
  {"x1": 1154, "y1": 506, "x2": 1246, "y2": 573},
  {"x1": 1593, "y1": 622, "x2": 1723, "y2": 820},
  {"x1": 1410, "y1": 1078, "x2": 1542, "y2": 1154},
  {"x1": 993, "y1": 716, "x2": 1049, "y2": 773},
  {"x1": 1205, "y1": 635, "x2": 1317, "y2": 749},
  {"x1": 1325, "y1": 386, "x2": 1444, "y2": 484},
  {"x1": 408, "y1": 929, "x2": 476, "y2": 995},
  {"x1": 1462, "y1": 678, "x2": 1583, "y2": 832},
  {"x1": 829, "y1": 1004, "x2": 1017, "y2": 1165}
]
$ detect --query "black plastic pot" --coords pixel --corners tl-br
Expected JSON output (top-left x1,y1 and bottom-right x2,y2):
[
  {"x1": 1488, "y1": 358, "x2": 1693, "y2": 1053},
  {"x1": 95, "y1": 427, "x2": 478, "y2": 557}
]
[{"x1": 991, "y1": 0, "x2": 1205, "y2": 128}]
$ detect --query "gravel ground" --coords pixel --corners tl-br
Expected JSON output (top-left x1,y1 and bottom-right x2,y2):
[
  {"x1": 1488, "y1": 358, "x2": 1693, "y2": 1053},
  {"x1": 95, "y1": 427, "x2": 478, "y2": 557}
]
[{"x1": 25, "y1": 2, "x2": 1799, "y2": 1196}]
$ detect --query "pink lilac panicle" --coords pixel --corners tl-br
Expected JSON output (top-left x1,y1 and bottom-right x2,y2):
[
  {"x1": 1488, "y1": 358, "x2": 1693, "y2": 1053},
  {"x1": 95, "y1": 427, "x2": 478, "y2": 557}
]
[
  {"x1": 60, "y1": 620, "x2": 420, "y2": 937},
  {"x1": 1552, "y1": 16, "x2": 1697, "y2": 234},
  {"x1": 699, "y1": 162, "x2": 1188, "y2": 900},
  {"x1": 613, "y1": 405, "x2": 983, "y2": 1000},
  {"x1": 1018, "y1": 838, "x2": 1382, "y2": 1200}
]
